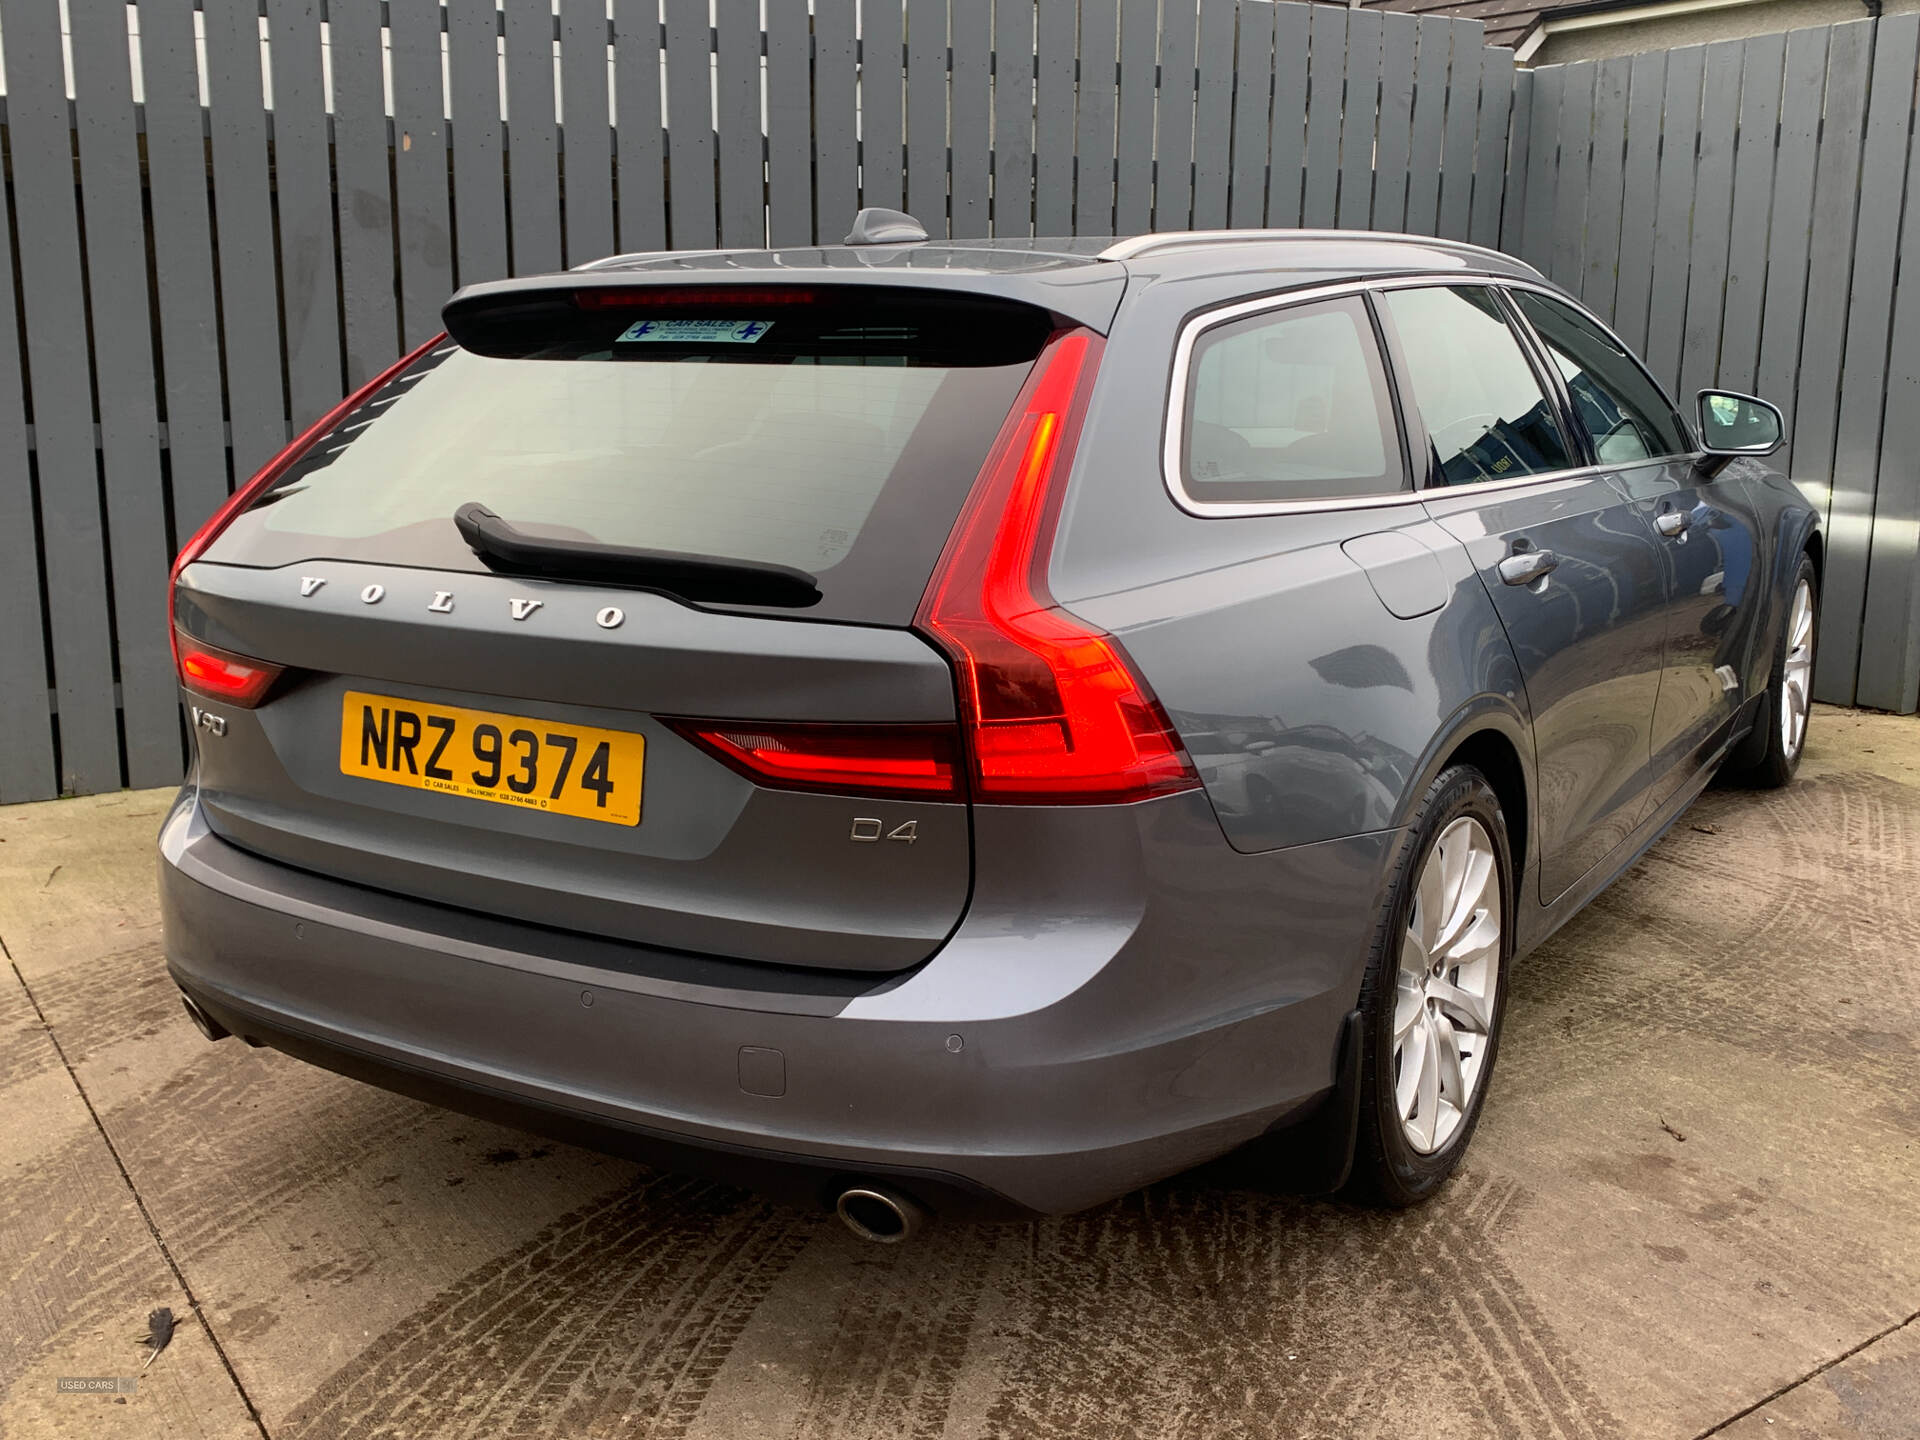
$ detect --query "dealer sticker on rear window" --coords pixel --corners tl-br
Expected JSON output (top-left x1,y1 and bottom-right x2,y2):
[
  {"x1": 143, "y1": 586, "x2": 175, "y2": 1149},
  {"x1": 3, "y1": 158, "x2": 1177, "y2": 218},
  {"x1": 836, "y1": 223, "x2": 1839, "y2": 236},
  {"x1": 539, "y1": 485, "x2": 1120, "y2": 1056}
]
[{"x1": 616, "y1": 318, "x2": 774, "y2": 344}]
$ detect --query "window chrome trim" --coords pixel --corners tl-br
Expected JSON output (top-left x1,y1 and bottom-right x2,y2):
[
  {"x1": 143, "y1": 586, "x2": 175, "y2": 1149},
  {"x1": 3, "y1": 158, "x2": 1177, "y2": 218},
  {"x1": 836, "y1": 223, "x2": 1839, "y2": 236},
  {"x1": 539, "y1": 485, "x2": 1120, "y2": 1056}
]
[{"x1": 1160, "y1": 271, "x2": 1687, "y2": 519}]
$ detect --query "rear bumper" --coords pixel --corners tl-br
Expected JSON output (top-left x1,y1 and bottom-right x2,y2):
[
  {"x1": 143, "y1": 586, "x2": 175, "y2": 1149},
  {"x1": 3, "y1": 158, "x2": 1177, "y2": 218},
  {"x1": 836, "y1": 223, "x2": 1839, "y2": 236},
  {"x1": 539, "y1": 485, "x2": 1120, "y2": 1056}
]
[{"x1": 160, "y1": 787, "x2": 1392, "y2": 1215}]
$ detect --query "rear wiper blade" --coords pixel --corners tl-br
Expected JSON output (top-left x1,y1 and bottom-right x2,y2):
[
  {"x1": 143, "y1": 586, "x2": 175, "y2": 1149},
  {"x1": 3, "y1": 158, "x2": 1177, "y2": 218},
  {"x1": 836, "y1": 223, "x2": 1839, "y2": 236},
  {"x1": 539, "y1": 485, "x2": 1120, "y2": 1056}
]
[{"x1": 453, "y1": 502, "x2": 821, "y2": 607}]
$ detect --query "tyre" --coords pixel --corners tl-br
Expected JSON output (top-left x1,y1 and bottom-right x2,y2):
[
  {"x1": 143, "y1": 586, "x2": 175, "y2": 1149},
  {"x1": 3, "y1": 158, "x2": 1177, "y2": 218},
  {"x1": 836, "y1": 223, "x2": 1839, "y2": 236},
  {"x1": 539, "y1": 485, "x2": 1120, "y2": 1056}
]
[
  {"x1": 1345, "y1": 765, "x2": 1512, "y2": 1207},
  {"x1": 1724, "y1": 553, "x2": 1817, "y2": 789}
]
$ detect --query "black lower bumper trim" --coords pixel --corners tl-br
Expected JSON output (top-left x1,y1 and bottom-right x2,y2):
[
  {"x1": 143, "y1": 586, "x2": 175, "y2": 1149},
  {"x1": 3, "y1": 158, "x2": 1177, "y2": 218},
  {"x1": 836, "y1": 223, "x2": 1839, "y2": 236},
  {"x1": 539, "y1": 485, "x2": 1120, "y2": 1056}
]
[{"x1": 173, "y1": 971, "x2": 1032, "y2": 1222}]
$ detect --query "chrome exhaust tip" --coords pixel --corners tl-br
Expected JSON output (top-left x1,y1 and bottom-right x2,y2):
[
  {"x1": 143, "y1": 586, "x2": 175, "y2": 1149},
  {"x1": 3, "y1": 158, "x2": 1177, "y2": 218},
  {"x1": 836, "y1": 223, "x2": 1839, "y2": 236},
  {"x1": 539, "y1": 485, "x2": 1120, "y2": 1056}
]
[
  {"x1": 834, "y1": 1185, "x2": 924, "y2": 1243},
  {"x1": 178, "y1": 991, "x2": 230, "y2": 1043}
]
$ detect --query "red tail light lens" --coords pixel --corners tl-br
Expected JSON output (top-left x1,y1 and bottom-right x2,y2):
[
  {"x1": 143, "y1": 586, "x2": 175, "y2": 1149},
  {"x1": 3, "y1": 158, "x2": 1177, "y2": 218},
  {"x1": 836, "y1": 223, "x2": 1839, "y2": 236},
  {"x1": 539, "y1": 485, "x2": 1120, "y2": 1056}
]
[
  {"x1": 668, "y1": 721, "x2": 961, "y2": 799},
  {"x1": 915, "y1": 330, "x2": 1200, "y2": 804},
  {"x1": 168, "y1": 333, "x2": 448, "y2": 681},
  {"x1": 174, "y1": 632, "x2": 283, "y2": 707}
]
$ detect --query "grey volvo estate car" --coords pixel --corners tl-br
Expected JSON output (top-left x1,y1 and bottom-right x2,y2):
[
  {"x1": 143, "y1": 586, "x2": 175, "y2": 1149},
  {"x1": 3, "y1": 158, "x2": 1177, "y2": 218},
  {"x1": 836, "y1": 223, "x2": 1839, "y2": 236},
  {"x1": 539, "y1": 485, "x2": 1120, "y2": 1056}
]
[{"x1": 161, "y1": 222, "x2": 1819, "y2": 1238}]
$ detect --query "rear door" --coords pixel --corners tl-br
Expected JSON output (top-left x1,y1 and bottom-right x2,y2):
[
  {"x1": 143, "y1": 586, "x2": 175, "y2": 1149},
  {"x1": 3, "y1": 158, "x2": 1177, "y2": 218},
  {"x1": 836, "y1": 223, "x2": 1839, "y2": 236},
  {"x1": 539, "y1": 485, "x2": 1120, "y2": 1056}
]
[
  {"x1": 1508, "y1": 289, "x2": 1770, "y2": 811},
  {"x1": 175, "y1": 288, "x2": 1063, "y2": 972},
  {"x1": 1381, "y1": 283, "x2": 1670, "y2": 903}
]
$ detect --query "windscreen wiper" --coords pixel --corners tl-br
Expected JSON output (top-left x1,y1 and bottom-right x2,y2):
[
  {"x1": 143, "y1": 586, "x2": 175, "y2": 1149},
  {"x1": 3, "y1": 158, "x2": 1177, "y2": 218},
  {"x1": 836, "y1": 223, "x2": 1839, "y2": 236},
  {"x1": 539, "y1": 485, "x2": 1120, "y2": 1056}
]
[{"x1": 453, "y1": 502, "x2": 821, "y2": 607}]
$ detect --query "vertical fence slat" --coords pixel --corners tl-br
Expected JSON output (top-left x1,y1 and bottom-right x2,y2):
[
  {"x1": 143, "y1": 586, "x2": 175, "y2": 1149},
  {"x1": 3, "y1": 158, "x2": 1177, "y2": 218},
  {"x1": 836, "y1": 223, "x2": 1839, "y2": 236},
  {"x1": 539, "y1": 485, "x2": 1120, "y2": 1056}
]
[
  {"x1": 137, "y1": 0, "x2": 227, "y2": 536},
  {"x1": 561, "y1": 0, "x2": 617, "y2": 264},
  {"x1": 1035, "y1": 0, "x2": 1078, "y2": 232},
  {"x1": 864, "y1": 0, "x2": 907, "y2": 212},
  {"x1": 1517, "y1": 63, "x2": 1560, "y2": 272},
  {"x1": 1074, "y1": 0, "x2": 1121, "y2": 234},
  {"x1": 205, "y1": 0, "x2": 288, "y2": 477},
  {"x1": 1857, "y1": 108, "x2": 1920, "y2": 711},
  {"x1": 907, "y1": 0, "x2": 950, "y2": 232},
  {"x1": 393, "y1": 0, "x2": 456, "y2": 340},
  {"x1": 1114, "y1": 0, "x2": 1159, "y2": 234},
  {"x1": 767, "y1": 3, "x2": 816, "y2": 246},
  {"x1": 1790, "y1": 20, "x2": 1871, "y2": 511},
  {"x1": 449, "y1": 0, "x2": 511, "y2": 282},
  {"x1": 1822, "y1": 13, "x2": 1920, "y2": 704},
  {"x1": 1, "y1": 0, "x2": 119, "y2": 794},
  {"x1": 664, "y1": 0, "x2": 719, "y2": 244},
  {"x1": 1469, "y1": 47, "x2": 1513, "y2": 251},
  {"x1": 1267, "y1": 2, "x2": 1310, "y2": 227},
  {"x1": 1405, "y1": 17, "x2": 1449, "y2": 236},
  {"x1": 0, "y1": 126, "x2": 54, "y2": 801},
  {"x1": 1499, "y1": 68, "x2": 1533, "y2": 255},
  {"x1": 1755, "y1": 26, "x2": 1828, "y2": 431},
  {"x1": 268, "y1": 0, "x2": 344, "y2": 424},
  {"x1": 1548, "y1": 64, "x2": 1594, "y2": 292},
  {"x1": 333, "y1": 0, "x2": 401, "y2": 382},
  {"x1": 1580, "y1": 56, "x2": 1629, "y2": 317},
  {"x1": 1718, "y1": 34, "x2": 1786, "y2": 394},
  {"x1": 1302, "y1": 5, "x2": 1346, "y2": 228},
  {"x1": 613, "y1": 0, "x2": 667, "y2": 252},
  {"x1": 1153, "y1": 0, "x2": 1198, "y2": 229},
  {"x1": 1190, "y1": 0, "x2": 1236, "y2": 228},
  {"x1": 1676, "y1": 40, "x2": 1742, "y2": 405},
  {"x1": 1372, "y1": 11, "x2": 1416, "y2": 233},
  {"x1": 1229, "y1": 0, "x2": 1275, "y2": 229},
  {"x1": 715, "y1": 0, "x2": 763, "y2": 245},
  {"x1": 1644, "y1": 45, "x2": 1703, "y2": 394},
  {"x1": 951, "y1": 0, "x2": 992, "y2": 236},
  {"x1": 991, "y1": 0, "x2": 1037, "y2": 235},
  {"x1": 1611, "y1": 50, "x2": 1666, "y2": 351},
  {"x1": 72, "y1": 0, "x2": 178, "y2": 788},
  {"x1": 813, "y1": 0, "x2": 860, "y2": 239},
  {"x1": 506, "y1": 0, "x2": 565, "y2": 270},
  {"x1": 1437, "y1": 21, "x2": 1481, "y2": 240},
  {"x1": 1339, "y1": 10, "x2": 1382, "y2": 230}
]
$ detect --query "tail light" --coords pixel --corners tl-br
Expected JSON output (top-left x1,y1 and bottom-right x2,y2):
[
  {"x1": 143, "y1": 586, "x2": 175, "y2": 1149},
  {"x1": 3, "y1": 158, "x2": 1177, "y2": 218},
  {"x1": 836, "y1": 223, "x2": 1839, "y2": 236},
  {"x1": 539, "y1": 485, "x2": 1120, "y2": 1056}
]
[
  {"x1": 667, "y1": 721, "x2": 961, "y2": 799},
  {"x1": 915, "y1": 329, "x2": 1200, "y2": 804},
  {"x1": 174, "y1": 632, "x2": 282, "y2": 708},
  {"x1": 168, "y1": 333, "x2": 447, "y2": 686}
]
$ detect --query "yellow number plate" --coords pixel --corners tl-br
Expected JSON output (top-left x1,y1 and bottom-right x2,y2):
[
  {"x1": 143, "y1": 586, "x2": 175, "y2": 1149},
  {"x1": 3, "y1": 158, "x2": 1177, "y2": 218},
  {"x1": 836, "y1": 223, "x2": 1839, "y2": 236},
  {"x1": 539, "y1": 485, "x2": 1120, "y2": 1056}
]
[{"x1": 338, "y1": 690, "x2": 644, "y2": 826}]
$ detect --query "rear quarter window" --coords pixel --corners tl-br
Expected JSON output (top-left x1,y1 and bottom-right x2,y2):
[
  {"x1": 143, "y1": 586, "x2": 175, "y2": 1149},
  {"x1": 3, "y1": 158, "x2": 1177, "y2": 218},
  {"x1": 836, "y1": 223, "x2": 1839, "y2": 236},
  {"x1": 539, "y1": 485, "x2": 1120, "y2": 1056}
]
[{"x1": 1178, "y1": 295, "x2": 1407, "y2": 507}]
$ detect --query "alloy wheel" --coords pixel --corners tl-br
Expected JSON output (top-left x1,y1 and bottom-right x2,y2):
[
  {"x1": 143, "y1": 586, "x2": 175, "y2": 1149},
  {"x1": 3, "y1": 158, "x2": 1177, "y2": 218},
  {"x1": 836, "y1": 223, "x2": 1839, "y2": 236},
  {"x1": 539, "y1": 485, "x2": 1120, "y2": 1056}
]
[
  {"x1": 1394, "y1": 816, "x2": 1501, "y2": 1155},
  {"x1": 1781, "y1": 578, "x2": 1814, "y2": 760}
]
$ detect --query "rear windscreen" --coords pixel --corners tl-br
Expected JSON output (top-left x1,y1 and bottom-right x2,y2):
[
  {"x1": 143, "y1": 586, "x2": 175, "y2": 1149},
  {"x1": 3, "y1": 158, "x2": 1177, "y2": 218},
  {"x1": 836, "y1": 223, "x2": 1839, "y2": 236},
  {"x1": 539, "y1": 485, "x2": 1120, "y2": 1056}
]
[{"x1": 207, "y1": 290, "x2": 1053, "y2": 622}]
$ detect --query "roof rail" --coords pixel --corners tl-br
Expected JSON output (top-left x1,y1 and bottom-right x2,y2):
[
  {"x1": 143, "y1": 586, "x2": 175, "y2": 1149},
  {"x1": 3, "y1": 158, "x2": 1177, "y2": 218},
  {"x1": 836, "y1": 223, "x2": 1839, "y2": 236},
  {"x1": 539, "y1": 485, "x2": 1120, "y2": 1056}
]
[{"x1": 1097, "y1": 229, "x2": 1512, "y2": 263}]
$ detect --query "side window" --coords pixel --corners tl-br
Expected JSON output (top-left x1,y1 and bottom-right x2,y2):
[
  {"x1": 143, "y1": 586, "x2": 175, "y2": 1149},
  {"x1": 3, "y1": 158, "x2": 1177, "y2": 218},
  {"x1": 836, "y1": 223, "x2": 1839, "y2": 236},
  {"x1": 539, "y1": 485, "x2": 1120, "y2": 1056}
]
[
  {"x1": 1381, "y1": 285, "x2": 1575, "y2": 487},
  {"x1": 1511, "y1": 290, "x2": 1691, "y2": 464},
  {"x1": 1181, "y1": 295, "x2": 1406, "y2": 504}
]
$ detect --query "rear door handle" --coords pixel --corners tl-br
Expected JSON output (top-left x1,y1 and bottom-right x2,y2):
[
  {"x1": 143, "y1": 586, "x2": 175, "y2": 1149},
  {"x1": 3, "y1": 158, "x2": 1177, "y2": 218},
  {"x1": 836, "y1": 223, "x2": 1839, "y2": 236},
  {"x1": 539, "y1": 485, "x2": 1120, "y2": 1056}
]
[
  {"x1": 1655, "y1": 510, "x2": 1688, "y2": 538},
  {"x1": 1497, "y1": 549, "x2": 1560, "y2": 586}
]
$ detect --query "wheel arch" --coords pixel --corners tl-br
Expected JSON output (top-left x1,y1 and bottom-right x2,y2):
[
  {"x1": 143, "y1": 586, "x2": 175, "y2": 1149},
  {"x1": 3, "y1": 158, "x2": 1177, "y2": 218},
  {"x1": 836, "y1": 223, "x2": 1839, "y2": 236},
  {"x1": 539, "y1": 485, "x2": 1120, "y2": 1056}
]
[
  {"x1": 1439, "y1": 728, "x2": 1530, "y2": 887},
  {"x1": 1391, "y1": 701, "x2": 1535, "y2": 895}
]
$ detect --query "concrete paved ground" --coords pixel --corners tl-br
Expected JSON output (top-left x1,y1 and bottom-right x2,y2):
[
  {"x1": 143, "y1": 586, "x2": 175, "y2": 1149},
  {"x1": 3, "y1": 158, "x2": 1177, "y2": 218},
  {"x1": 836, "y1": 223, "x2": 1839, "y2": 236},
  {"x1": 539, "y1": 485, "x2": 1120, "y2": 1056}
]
[{"x1": 2, "y1": 705, "x2": 1916, "y2": 1440}]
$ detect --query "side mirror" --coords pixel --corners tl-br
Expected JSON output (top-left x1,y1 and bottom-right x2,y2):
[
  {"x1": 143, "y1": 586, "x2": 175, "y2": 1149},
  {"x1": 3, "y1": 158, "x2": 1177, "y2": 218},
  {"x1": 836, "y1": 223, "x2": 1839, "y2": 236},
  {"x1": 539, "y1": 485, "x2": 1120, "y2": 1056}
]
[{"x1": 1696, "y1": 389, "x2": 1784, "y2": 457}]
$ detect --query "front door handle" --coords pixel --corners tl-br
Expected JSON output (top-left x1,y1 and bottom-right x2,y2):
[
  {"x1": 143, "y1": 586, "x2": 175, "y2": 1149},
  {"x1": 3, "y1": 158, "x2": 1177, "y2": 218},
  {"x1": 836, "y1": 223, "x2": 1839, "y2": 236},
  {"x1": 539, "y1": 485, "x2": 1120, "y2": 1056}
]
[
  {"x1": 1655, "y1": 510, "x2": 1688, "y2": 538},
  {"x1": 1497, "y1": 549, "x2": 1560, "y2": 586}
]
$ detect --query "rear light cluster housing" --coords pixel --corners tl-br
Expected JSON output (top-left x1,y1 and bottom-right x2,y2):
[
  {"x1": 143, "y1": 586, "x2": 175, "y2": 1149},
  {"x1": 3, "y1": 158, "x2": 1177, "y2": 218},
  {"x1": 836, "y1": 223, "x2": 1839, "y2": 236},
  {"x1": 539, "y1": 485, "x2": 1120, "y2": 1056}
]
[
  {"x1": 678, "y1": 327, "x2": 1198, "y2": 807},
  {"x1": 169, "y1": 335, "x2": 446, "y2": 708}
]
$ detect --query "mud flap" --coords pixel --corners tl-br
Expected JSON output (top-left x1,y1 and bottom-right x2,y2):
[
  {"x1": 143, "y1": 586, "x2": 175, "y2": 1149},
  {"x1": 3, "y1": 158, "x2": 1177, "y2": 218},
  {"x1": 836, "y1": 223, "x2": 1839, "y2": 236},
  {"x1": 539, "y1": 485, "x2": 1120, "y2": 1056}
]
[
  {"x1": 1198, "y1": 1007, "x2": 1364, "y2": 1197},
  {"x1": 1259, "y1": 1008, "x2": 1365, "y2": 1195}
]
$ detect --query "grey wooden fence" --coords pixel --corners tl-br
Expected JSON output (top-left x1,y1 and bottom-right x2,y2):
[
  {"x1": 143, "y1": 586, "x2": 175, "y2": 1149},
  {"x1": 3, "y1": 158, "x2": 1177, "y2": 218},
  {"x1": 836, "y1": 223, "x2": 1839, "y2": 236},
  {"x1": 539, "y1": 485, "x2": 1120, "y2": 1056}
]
[
  {"x1": 0, "y1": 0, "x2": 1516, "y2": 803},
  {"x1": 1510, "y1": 15, "x2": 1920, "y2": 714}
]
